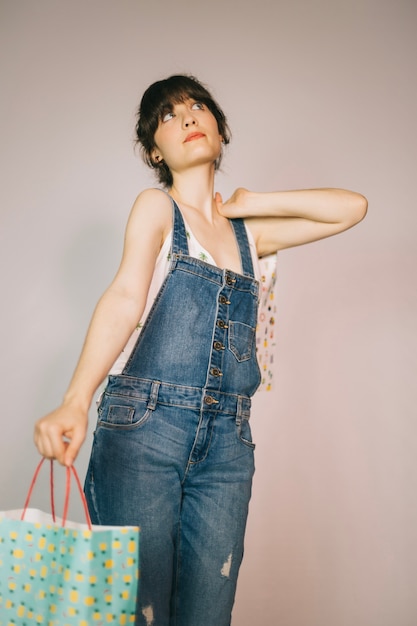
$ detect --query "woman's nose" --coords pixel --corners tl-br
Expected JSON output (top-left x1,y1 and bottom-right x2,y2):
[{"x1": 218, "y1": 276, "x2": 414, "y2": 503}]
[{"x1": 183, "y1": 113, "x2": 197, "y2": 128}]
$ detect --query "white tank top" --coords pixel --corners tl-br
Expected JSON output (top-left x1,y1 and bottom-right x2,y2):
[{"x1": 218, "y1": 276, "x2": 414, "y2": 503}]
[{"x1": 109, "y1": 220, "x2": 277, "y2": 392}]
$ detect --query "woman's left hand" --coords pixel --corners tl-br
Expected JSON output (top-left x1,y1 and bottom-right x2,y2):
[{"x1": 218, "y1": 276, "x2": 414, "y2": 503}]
[{"x1": 215, "y1": 188, "x2": 250, "y2": 218}]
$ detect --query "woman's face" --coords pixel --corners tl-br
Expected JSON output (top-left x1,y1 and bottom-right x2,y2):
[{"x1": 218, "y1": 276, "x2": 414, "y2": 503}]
[{"x1": 152, "y1": 99, "x2": 223, "y2": 176}]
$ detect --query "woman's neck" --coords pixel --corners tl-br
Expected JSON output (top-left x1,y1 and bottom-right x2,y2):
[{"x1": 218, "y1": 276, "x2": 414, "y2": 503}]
[{"x1": 169, "y1": 164, "x2": 216, "y2": 220}]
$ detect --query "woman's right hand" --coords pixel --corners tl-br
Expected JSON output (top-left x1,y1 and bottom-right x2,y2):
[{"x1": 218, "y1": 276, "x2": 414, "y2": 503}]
[{"x1": 34, "y1": 404, "x2": 88, "y2": 467}]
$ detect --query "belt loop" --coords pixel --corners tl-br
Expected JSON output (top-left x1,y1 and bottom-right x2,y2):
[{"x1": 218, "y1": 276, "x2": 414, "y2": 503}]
[
  {"x1": 147, "y1": 380, "x2": 161, "y2": 410},
  {"x1": 236, "y1": 396, "x2": 243, "y2": 426}
]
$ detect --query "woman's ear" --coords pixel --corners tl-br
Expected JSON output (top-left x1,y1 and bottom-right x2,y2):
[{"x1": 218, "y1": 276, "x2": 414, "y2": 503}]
[{"x1": 151, "y1": 149, "x2": 163, "y2": 165}]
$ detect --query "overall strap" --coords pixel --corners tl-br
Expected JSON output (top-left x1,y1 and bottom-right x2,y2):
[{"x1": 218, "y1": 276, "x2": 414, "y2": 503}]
[
  {"x1": 168, "y1": 193, "x2": 255, "y2": 279},
  {"x1": 169, "y1": 196, "x2": 190, "y2": 257},
  {"x1": 231, "y1": 218, "x2": 255, "y2": 279}
]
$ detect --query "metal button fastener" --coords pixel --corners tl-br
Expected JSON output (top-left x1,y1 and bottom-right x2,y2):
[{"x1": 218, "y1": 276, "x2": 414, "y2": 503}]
[
  {"x1": 204, "y1": 395, "x2": 218, "y2": 405},
  {"x1": 226, "y1": 276, "x2": 236, "y2": 286},
  {"x1": 219, "y1": 295, "x2": 231, "y2": 305},
  {"x1": 216, "y1": 319, "x2": 228, "y2": 329},
  {"x1": 210, "y1": 367, "x2": 222, "y2": 377},
  {"x1": 213, "y1": 341, "x2": 225, "y2": 351}
]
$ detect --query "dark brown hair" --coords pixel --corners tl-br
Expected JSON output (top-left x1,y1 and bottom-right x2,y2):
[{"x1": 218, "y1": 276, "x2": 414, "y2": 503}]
[{"x1": 135, "y1": 75, "x2": 231, "y2": 188}]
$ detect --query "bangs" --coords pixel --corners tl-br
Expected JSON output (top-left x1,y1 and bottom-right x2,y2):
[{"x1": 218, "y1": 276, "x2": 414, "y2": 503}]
[{"x1": 141, "y1": 76, "x2": 214, "y2": 128}]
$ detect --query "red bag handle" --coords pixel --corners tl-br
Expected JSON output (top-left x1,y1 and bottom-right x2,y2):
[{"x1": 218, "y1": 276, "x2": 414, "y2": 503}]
[{"x1": 21, "y1": 458, "x2": 92, "y2": 529}]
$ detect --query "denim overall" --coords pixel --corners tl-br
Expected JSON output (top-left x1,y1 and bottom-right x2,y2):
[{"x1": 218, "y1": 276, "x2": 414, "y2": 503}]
[{"x1": 85, "y1": 197, "x2": 261, "y2": 626}]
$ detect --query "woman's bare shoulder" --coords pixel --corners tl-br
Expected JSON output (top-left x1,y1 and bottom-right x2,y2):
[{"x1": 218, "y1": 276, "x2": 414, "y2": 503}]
[
  {"x1": 132, "y1": 188, "x2": 172, "y2": 213},
  {"x1": 128, "y1": 188, "x2": 173, "y2": 235}
]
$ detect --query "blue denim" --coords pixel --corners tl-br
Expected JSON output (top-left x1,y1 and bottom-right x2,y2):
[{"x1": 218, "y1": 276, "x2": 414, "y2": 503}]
[{"x1": 85, "y1": 198, "x2": 261, "y2": 625}]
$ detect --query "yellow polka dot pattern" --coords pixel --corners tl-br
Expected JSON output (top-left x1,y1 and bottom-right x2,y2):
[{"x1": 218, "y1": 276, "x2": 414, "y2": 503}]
[{"x1": 0, "y1": 517, "x2": 139, "y2": 624}]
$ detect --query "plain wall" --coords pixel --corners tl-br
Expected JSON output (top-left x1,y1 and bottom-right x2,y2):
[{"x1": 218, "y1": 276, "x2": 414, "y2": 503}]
[{"x1": 1, "y1": 1, "x2": 416, "y2": 625}]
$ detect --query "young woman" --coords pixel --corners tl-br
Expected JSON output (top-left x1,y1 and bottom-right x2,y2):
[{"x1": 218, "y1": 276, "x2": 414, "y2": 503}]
[{"x1": 34, "y1": 75, "x2": 367, "y2": 626}]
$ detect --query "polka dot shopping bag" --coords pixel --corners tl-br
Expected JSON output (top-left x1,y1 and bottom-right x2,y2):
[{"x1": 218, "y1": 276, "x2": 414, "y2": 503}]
[{"x1": 0, "y1": 459, "x2": 139, "y2": 625}]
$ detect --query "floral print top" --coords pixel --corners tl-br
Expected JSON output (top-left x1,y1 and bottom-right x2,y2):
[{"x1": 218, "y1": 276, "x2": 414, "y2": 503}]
[{"x1": 256, "y1": 253, "x2": 278, "y2": 391}]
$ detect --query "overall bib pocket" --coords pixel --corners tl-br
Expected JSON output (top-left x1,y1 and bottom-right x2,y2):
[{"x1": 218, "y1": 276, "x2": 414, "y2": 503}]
[{"x1": 228, "y1": 321, "x2": 256, "y2": 362}]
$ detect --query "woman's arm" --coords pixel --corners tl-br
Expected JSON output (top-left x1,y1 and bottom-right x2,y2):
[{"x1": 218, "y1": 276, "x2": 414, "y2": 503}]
[
  {"x1": 34, "y1": 189, "x2": 172, "y2": 466},
  {"x1": 216, "y1": 188, "x2": 367, "y2": 256}
]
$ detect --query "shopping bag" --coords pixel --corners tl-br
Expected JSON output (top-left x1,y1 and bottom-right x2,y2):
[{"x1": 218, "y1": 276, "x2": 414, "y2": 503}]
[{"x1": 0, "y1": 459, "x2": 140, "y2": 625}]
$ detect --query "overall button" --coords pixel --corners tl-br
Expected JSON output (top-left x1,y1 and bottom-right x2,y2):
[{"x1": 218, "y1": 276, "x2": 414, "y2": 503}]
[
  {"x1": 204, "y1": 395, "x2": 218, "y2": 405},
  {"x1": 226, "y1": 276, "x2": 236, "y2": 286},
  {"x1": 219, "y1": 295, "x2": 231, "y2": 305},
  {"x1": 213, "y1": 341, "x2": 225, "y2": 351},
  {"x1": 216, "y1": 319, "x2": 228, "y2": 329},
  {"x1": 210, "y1": 367, "x2": 222, "y2": 377}
]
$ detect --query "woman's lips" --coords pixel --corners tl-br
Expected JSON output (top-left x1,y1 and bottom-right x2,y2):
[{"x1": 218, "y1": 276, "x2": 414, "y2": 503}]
[{"x1": 184, "y1": 132, "x2": 205, "y2": 142}]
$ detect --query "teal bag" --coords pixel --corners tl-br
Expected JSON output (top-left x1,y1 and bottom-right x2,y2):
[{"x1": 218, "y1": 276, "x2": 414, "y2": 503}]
[{"x1": 0, "y1": 460, "x2": 139, "y2": 625}]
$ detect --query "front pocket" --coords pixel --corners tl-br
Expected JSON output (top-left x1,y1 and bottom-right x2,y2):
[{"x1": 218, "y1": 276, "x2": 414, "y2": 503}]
[
  {"x1": 104, "y1": 404, "x2": 135, "y2": 425},
  {"x1": 98, "y1": 397, "x2": 151, "y2": 429},
  {"x1": 228, "y1": 321, "x2": 255, "y2": 362}
]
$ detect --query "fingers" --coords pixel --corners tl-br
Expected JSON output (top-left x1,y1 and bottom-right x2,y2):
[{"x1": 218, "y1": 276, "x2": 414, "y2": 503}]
[
  {"x1": 34, "y1": 420, "x2": 68, "y2": 466},
  {"x1": 215, "y1": 192, "x2": 226, "y2": 217},
  {"x1": 64, "y1": 428, "x2": 86, "y2": 467},
  {"x1": 215, "y1": 190, "x2": 244, "y2": 217},
  {"x1": 34, "y1": 409, "x2": 88, "y2": 467},
  {"x1": 214, "y1": 191, "x2": 223, "y2": 207}
]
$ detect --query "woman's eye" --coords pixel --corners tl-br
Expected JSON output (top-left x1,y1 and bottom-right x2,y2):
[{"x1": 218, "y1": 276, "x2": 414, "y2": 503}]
[
  {"x1": 191, "y1": 102, "x2": 204, "y2": 110},
  {"x1": 162, "y1": 111, "x2": 174, "y2": 122}
]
